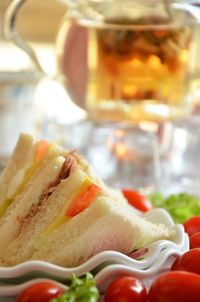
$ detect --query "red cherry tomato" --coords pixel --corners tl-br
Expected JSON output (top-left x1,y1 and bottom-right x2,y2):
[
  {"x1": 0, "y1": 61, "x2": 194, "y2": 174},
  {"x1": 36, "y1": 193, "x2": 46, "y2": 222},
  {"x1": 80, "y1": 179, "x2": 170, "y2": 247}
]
[
  {"x1": 148, "y1": 271, "x2": 200, "y2": 302},
  {"x1": 122, "y1": 189, "x2": 153, "y2": 212},
  {"x1": 171, "y1": 249, "x2": 200, "y2": 275},
  {"x1": 105, "y1": 276, "x2": 148, "y2": 302},
  {"x1": 190, "y1": 232, "x2": 200, "y2": 249},
  {"x1": 184, "y1": 216, "x2": 200, "y2": 237},
  {"x1": 16, "y1": 281, "x2": 63, "y2": 302}
]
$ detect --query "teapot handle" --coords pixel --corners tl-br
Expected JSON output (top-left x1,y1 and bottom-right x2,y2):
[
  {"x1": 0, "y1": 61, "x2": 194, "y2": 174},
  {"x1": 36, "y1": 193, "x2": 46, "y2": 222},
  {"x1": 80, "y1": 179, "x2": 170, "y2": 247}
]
[
  {"x1": 172, "y1": 2, "x2": 200, "y2": 23},
  {"x1": 4, "y1": 0, "x2": 44, "y2": 73}
]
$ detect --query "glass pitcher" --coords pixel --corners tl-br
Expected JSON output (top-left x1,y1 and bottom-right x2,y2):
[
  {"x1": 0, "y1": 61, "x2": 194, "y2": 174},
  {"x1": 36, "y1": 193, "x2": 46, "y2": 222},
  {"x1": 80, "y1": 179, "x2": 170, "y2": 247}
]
[
  {"x1": 7, "y1": 0, "x2": 200, "y2": 124},
  {"x1": 56, "y1": 0, "x2": 200, "y2": 123}
]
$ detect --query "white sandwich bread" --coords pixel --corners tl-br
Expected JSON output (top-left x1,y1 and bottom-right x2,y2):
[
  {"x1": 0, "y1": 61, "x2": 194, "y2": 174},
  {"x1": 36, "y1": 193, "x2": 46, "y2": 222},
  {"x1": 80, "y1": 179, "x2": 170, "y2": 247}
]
[
  {"x1": 0, "y1": 134, "x2": 174, "y2": 267},
  {"x1": 0, "y1": 134, "x2": 102, "y2": 259}
]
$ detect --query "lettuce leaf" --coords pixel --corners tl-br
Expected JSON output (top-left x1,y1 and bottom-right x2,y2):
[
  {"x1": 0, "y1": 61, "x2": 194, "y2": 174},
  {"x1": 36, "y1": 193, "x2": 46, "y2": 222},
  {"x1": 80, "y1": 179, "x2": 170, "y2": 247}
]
[
  {"x1": 51, "y1": 273, "x2": 99, "y2": 302},
  {"x1": 149, "y1": 192, "x2": 200, "y2": 224}
]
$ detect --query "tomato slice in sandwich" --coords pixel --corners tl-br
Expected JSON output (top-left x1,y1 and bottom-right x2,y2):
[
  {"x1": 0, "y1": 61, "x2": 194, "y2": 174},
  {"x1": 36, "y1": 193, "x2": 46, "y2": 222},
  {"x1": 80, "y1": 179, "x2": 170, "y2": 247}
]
[
  {"x1": 35, "y1": 140, "x2": 49, "y2": 161},
  {"x1": 41, "y1": 181, "x2": 101, "y2": 237},
  {"x1": 66, "y1": 184, "x2": 101, "y2": 217}
]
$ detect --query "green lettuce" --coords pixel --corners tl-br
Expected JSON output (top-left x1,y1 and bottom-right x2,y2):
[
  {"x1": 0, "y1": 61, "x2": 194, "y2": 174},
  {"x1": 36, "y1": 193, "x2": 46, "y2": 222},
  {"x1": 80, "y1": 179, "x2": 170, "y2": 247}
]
[
  {"x1": 51, "y1": 273, "x2": 99, "y2": 302},
  {"x1": 149, "y1": 192, "x2": 200, "y2": 224}
]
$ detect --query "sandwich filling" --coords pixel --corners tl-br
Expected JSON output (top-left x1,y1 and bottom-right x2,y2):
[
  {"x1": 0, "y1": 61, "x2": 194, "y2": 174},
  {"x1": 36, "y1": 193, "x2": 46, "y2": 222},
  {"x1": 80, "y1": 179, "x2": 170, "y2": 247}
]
[
  {"x1": 23, "y1": 154, "x2": 78, "y2": 222},
  {"x1": 21, "y1": 154, "x2": 101, "y2": 237},
  {"x1": 43, "y1": 180, "x2": 101, "y2": 236}
]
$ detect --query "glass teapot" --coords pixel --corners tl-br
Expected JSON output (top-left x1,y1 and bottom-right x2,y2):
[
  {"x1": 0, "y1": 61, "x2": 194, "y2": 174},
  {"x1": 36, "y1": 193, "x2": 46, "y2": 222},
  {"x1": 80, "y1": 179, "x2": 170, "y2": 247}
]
[
  {"x1": 57, "y1": 0, "x2": 200, "y2": 122},
  {"x1": 5, "y1": 0, "x2": 200, "y2": 123}
]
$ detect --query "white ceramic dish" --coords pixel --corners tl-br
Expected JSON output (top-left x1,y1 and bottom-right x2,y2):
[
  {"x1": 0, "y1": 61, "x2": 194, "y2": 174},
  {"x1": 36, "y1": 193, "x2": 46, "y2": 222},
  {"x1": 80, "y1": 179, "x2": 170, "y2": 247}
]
[
  {"x1": 0, "y1": 230, "x2": 187, "y2": 281},
  {"x1": 0, "y1": 243, "x2": 187, "y2": 297},
  {"x1": 0, "y1": 278, "x2": 68, "y2": 297},
  {"x1": 0, "y1": 208, "x2": 189, "y2": 297},
  {"x1": 96, "y1": 239, "x2": 188, "y2": 292}
]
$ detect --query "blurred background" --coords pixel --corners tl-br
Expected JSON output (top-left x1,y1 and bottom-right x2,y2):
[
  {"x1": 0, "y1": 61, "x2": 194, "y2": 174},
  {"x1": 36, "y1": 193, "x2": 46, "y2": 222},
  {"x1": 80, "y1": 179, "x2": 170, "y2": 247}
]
[
  {"x1": 0, "y1": 0, "x2": 66, "y2": 73},
  {"x1": 14, "y1": 0, "x2": 65, "y2": 42},
  {"x1": 0, "y1": 0, "x2": 200, "y2": 193}
]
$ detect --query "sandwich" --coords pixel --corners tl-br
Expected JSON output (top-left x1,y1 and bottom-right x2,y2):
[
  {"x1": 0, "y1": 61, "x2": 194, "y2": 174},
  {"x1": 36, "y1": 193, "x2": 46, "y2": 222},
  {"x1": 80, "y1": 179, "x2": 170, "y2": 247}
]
[
  {"x1": 0, "y1": 134, "x2": 174, "y2": 267},
  {"x1": 0, "y1": 133, "x2": 103, "y2": 259}
]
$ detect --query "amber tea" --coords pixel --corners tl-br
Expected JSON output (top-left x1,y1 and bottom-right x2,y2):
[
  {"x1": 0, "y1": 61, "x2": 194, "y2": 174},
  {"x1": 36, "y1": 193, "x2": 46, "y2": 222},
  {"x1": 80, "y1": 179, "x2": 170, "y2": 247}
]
[{"x1": 86, "y1": 18, "x2": 195, "y2": 123}]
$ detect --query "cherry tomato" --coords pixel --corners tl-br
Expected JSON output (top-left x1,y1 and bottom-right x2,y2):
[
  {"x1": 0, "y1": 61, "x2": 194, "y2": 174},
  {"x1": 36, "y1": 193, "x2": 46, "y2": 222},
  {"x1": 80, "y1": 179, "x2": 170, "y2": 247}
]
[
  {"x1": 105, "y1": 276, "x2": 148, "y2": 302},
  {"x1": 122, "y1": 189, "x2": 153, "y2": 212},
  {"x1": 171, "y1": 248, "x2": 200, "y2": 275},
  {"x1": 184, "y1": 216, "x2": 200, "y2": 237},
  {"x1": 190, "y1": 232, "x2": 200, "y2": 249},
  {"x1": 16, "y1": 281, "x2": 63, "y2": 302},
  {"x1": 148, "y1": 271, "x2": 200, "y2": 302}
]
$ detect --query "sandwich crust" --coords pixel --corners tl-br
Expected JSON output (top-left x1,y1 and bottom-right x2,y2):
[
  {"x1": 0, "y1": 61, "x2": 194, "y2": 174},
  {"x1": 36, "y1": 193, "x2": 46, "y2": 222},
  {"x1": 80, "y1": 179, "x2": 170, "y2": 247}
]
[{"x1": 0, "y1": 134, "x2": 36, "y2": 204}]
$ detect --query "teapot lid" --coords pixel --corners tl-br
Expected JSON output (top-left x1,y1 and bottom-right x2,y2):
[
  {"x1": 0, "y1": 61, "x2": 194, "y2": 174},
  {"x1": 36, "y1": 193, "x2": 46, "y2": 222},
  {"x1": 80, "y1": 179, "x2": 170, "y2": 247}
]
[{"x1": 64, "y1": 0, "x2": 200, "y2": 27}]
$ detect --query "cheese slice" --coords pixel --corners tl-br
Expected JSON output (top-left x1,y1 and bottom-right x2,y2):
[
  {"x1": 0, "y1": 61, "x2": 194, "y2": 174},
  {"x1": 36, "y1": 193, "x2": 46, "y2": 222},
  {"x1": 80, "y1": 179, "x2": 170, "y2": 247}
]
[{"x1": 42, "y1": 178, "x2": 101, "y2": 237}]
